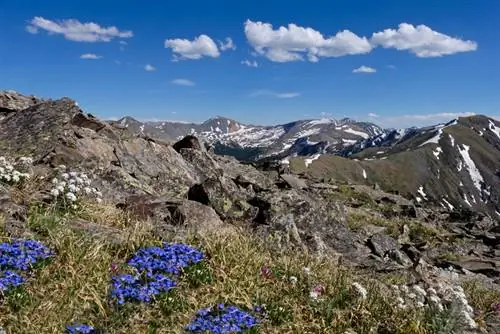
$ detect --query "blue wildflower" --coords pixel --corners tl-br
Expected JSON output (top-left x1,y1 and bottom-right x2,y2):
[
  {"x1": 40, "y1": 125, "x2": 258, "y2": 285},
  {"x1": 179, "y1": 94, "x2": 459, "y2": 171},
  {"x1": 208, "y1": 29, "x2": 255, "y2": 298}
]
[
  {"x1": 127, "y1": 243, "x2": 204, "y2": 277},
  {"x1": 110, "y1": 243, "x2": 205, "y2": 305},
  {"x1": 186, "y1": 304, "x2": 259, "y2": 333},
  {"x1": 66, "y1": 323, "x2": 97, "y2": 334},
  {"x1": 110, "y1": 273, "x2": 176, "y2": 305},
  {"x1": 0, "y1": 239, "x2": 53, "y2": 271},
  {"x1": 0, "y1": 270, "x2": 25, "y2": 293}
]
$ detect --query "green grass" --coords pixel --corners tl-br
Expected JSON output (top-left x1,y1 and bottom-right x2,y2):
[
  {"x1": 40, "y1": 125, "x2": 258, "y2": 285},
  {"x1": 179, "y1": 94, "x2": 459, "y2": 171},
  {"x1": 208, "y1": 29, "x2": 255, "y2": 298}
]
[{"x1": 0, "y1": 202, "x2": 488, "y2": 333}]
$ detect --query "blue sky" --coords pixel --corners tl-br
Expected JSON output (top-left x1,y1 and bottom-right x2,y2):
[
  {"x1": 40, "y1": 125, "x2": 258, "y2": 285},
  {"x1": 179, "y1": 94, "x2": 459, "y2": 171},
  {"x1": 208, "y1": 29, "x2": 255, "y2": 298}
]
[{"x1": 1, "y1": 0, "x2": 498, "y2": 127}]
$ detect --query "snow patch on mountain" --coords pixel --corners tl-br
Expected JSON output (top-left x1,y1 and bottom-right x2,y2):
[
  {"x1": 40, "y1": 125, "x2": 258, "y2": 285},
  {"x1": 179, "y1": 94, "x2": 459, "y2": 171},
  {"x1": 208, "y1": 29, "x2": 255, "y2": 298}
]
[
  {"x1": 307, "y1": 118, "x2": 336, "y2": 126},
  {"x1": 442, "y1": 198, "x2": 454, "y2": 211},
  {"x1": 463, "y1": 193, "x2": 472, "y2": 207},
  {"x1": 305, "y1": 154, "x2": 321, "y2": 167},
  {"x1": 458, "y1": 144, "x2": 484, "y2": 192},
  {"x1": 225, "y1": 125, "x2": 286, "y2": 148},
  {"x1": 417, "y1": 186, "x2": 428, "y2": 200},
  {"x1": 343, "y1": 127, "x2": 369, "y2": 139},
  {"x1": 433, "y1": 147, "x2": 443, "y2": 159},
  {"x1": 449, "y1": 134, "x2": 455, "y2": 147},
  {"x1": 489, "y1": 120, "x2": 500, "y2": 140}
]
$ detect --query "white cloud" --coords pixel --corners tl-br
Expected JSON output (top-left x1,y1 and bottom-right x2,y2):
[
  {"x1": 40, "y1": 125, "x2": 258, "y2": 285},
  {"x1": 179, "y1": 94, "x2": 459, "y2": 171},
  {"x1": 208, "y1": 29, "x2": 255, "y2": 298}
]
[
  {"x1": 353, "y1": 65, "x2": 376, "y2": 73},
  {"x1": 80, "y1": 53, "x2": 102, "y2": 59},
  {"x1": 387, "y1": 64, "x2": 396, "y2": 69},
  {"x1": 219, "y1": 37, "x2": 236, "y2": 51},
  {"x1": 241, "y1": 59, "x2": 259, "y2": 67},
  {"x1": 26, "y1": 17, "x2": 133, "y2": 42},
  {"x1": 244, "y1": 20, "x2": 372, "y2": 63},
  {"x1": 171, "y1": 78, "x2": 195, "y2": 86},
  {"x1": 250, "y1": 90, "x2": 301, "y2": 98},
  {"x1": 371, "y1": 23, "x2": 477, "y2": 57},
  {"x1": 368, "y1": 112, "x2": 380, "y2": 118},
  {"x1": 119, "y1": 41, "x2": 127, "y2": 45},
  {"x1": 165, "y1": 34, "x2": 220, "y2": 60},
  {"x1": 144, "y1": 64, "x2": 156, "y2": 72}
]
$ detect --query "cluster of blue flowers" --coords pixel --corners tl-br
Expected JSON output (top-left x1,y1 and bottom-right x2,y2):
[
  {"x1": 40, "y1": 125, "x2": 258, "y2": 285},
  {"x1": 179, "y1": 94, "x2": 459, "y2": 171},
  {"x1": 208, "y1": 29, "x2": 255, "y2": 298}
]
[
  {"x1": 186, "y1": 304, "x2": 259, "y2": 333},
  {"x1": 0, "y1": 239, "x2": 53, "y2": 294},
  {"x1": 111, "y1": 243, "x2": 204, "y2": 305},
  {"x1": 66, "y1": 323, "x2": 97, "y2": 334},
  {"x1": 127, "y1": 243, "x2": 204, "y2": 276},
  {"x1": 111, "y1": 273, "x2": 176, "y2": 304}
]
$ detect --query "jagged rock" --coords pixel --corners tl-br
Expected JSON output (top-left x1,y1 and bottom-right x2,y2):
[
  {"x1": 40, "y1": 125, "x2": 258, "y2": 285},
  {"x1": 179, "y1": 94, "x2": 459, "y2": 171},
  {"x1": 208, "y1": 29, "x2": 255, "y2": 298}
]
[
  {"x1": 177, "y1": 148, "x2": 223, "y2": 180},
  {"x1": 117, "y1": 194, "x2": 227, "y2": 236},
  {"x1": 367, "y1": 233, "x2": 399, "y2": 258},
  {"x1": 188, "y1": 176, "x2": 257, "y2": 221},
  {"x1": 0, "y1": 90, "x2": 40, "y2": 113},
  {"x1": 248, "y1": 189, "x2": 370, "y2": 262},
  {"x1": 215, "y1": 155, "x2": 275, "y2": 192},
  {"x1": 173, "y1": 135, "x2": 202, "y2": 152},
  {"x1": 440, "y1": 258, "x2": 500, "y2": 277},
  {"x1": 279, "y1": 174, "x2": 308, "y2": 190}
]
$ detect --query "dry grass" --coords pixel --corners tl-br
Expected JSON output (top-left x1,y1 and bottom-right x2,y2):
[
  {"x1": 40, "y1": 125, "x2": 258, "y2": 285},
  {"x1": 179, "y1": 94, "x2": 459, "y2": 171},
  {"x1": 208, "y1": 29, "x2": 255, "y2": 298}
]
[{"x1": 0, "y1": 203, "x2": 485, "y2": 334}]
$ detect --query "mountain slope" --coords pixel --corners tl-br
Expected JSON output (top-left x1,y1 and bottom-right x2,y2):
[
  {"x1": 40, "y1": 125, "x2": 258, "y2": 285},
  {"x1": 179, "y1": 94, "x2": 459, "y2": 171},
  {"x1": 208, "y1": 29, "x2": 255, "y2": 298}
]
[{"x1": 291, "y1": 115, "x2": 500, "y2": 219}]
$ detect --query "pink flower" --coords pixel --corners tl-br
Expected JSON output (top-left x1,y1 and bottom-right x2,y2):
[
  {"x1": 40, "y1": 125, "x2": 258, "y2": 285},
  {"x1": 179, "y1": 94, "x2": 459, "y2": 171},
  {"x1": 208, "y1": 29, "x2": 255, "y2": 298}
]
[
  {"x1": 492, "y1": 302, "x2": 500, "y2": 313},
  {"x1": 313, "y1": 285, "x2": 325, "y2": 295},
  {"x1": 260, "y1": 266, "x2": 272, "y2": 279},
  {"x1": 110, "y1": 263, "x2": 118, "y2": 273}
]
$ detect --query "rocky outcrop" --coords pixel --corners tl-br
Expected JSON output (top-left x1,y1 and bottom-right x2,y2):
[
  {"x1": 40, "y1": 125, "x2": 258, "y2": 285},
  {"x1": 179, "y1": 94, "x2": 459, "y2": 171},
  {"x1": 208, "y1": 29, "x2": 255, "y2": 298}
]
[{"x1": 0, "y1": 90, "x2": 41, "y2": 114}]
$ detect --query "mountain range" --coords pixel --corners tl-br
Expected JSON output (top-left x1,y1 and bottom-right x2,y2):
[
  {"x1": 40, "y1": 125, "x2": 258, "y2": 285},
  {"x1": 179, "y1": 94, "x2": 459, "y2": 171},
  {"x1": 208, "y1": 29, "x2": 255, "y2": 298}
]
[
  {"x1": 111, "y1": 115, "x2": 385, "y2": 161},
  {"x1": 111, "y1": 112, "x2": 500, "y2": 220}
]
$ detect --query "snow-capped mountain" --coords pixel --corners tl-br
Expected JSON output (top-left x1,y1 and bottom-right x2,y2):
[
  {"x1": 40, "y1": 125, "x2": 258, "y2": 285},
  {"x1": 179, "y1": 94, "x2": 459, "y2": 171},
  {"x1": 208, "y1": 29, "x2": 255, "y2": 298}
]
[
  {"x1": 289, "y1": 115, "x2": 500, "y2": 219},
  {"x1": 111, "y1": 116, "x2": 385, "y2": 161}
]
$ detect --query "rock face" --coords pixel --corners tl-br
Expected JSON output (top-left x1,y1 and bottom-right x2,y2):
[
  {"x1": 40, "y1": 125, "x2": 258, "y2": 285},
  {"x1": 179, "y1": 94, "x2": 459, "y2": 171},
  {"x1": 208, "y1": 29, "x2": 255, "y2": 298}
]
[{"x1": 0, "y1": 90, "x2": 41, "y2": 114}]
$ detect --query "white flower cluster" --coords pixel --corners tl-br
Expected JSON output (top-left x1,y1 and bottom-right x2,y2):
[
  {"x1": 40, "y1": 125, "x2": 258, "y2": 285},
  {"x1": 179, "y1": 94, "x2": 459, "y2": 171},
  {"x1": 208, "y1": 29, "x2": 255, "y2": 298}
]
[
  {"x1": 350, "y1": 282, "x2": 368, "y2": 301},
  {"x1": 392, "y1": 282, "x2": 477, "y2": 329},
  {"x1": 50, "y1": 165, "x2": 102, "y2": 204},
  {"x1": 0, "y1": 156, "x2": 31, "y2": 184}
]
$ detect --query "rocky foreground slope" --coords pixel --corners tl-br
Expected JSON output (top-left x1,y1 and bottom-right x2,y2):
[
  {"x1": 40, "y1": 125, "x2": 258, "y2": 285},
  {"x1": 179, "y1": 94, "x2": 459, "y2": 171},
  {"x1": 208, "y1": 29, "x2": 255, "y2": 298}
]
[{"x1": 0, "y1": 91, "x2": 499, "y2": 332}]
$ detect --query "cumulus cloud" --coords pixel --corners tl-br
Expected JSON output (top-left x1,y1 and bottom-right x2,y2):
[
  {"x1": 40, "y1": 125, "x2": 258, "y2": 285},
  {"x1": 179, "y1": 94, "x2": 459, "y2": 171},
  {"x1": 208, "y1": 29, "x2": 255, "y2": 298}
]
[
  {"x1": 171, "y1": 78, "x2": 195, "y2": 86},
  {"x1": 219, "y1": 37, "x2": 236, "y2": 51},
  {"x1": 26, "y1": 17, "x2": 133, "y2": 42},
  {"x1": 368, "y1": 112, "x2": 380, "y2": 118},
  {"x1": 165, "y1": 34, "x2": 223, "y2": 60},
  {"x1": 353, "y1": 65, "x2": 376, "y2": 73},
  {"x1": 80, "y1": 53, "x2": 102, "y2": 59},
  {"x1": 241, "y1": 59, "x2": 259, "y2": 67},
  {"x1": 144, "y1": 64, "x2": 156, "y2": 72},
  {"x1": 250, "y1": 90, "x2": 301, "y2": 98},
  {"x1": 244, "y1": 20, "x2": 477, "y2": 62},
  {"x1": 244, "y1": 20, "x2": 373, "y2": 63},
  {"x1": 371, "y1": 23, "x2": 477, "y2": 57}
]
